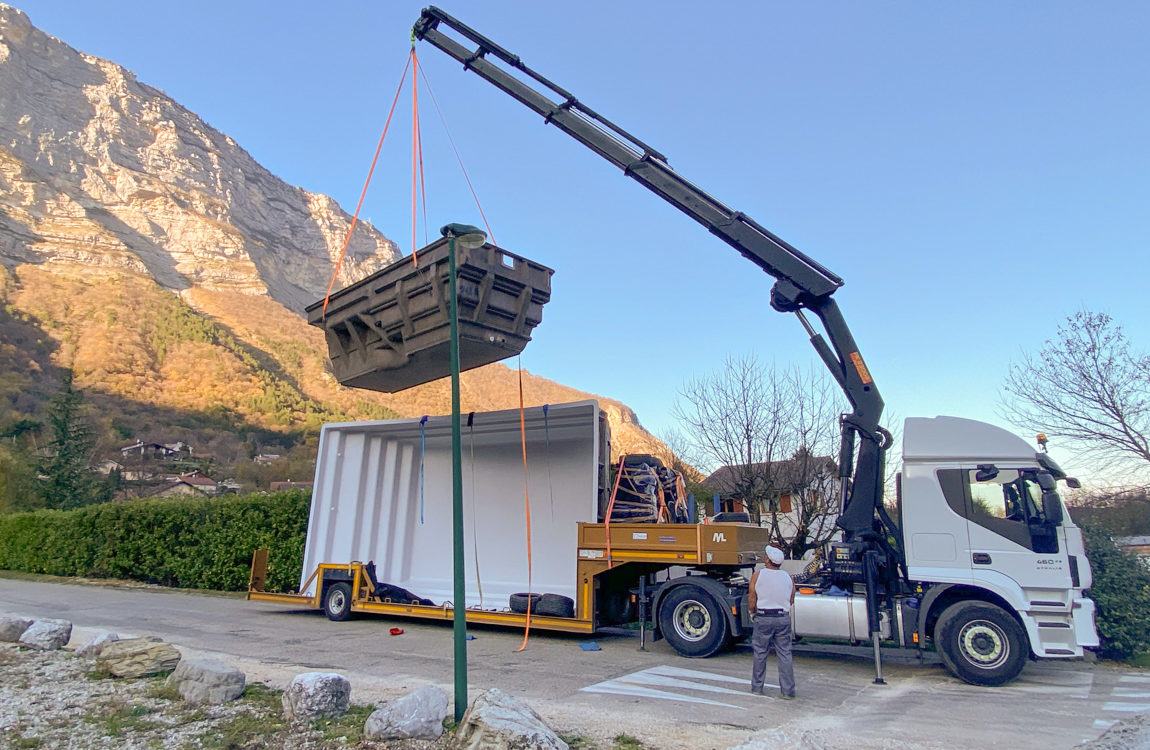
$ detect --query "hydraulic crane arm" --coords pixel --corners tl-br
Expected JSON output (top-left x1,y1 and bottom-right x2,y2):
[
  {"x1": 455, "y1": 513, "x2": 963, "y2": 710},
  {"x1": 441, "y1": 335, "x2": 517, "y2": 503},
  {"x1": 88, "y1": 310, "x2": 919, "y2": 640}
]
[{"x1": 413, "y1": 6, "x2": 890, "y2": 540}]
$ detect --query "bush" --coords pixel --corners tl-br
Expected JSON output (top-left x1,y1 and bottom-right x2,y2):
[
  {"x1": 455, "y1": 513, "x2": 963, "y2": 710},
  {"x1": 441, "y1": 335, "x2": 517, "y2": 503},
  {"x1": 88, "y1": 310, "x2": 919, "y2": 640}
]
[
  {"x1": 1081, "y1": 522, "x2": 1150, "y2": 661},
  {"x1": 0, "y1": 490, "x2": 309, "y2": 593}
]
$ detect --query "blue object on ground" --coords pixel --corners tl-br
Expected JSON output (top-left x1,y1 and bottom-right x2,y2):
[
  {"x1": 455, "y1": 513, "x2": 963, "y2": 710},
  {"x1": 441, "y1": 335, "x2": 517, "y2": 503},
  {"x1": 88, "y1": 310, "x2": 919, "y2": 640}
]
[
  {"x1": 579, "y1": 641, "x2": 601, "y2": 651},
  {"x1": 465, "y1": 634, "x2": 476, "y2": 640}
]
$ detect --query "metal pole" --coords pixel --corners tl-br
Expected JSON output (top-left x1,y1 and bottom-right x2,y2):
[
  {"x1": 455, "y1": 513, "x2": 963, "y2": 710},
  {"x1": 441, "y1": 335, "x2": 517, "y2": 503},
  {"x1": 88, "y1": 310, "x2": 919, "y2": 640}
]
[{"x1": 449, "y1": 235, "x2": 468, "y2": 721}]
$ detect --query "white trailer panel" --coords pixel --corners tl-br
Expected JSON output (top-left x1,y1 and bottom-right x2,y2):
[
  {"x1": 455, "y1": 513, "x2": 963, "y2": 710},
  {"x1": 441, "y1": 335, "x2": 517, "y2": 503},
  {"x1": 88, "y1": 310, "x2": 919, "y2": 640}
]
[{"x1": 302, "y1": 400, "x2": 605, "y2": 607}]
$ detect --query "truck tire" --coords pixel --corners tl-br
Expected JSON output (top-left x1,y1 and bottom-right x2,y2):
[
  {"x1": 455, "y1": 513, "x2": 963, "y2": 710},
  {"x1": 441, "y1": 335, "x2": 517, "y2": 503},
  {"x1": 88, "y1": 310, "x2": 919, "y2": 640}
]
[
  {"x1": 323, "y1": 582, "x2": 353, "y2": 622},
  {"x1": 536, "y1": 593, "x2": 575, "y2": 618},
  {"x1": 658, "y1": 584, "x2": 730, "y2": 658},
  {"x1": 935, "y1": 601, "x2": 1027, "y2": 686},
  {"x1": 509, "y1": 593, "x2": 541, "y2": 614}
]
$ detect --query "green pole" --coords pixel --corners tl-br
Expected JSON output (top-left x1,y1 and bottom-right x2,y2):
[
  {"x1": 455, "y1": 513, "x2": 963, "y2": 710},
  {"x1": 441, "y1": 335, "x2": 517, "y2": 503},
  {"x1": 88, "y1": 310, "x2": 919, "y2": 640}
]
[{"x1": 448, "y1": 234, "x2": 467, "y2": 722}]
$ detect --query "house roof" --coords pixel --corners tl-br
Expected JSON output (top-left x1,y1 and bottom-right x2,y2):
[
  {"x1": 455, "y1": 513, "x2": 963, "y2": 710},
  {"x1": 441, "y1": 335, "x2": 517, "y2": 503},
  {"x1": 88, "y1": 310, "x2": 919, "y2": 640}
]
[{"x1": 703, "y1": 454, "x2": 837, "y2": 495}]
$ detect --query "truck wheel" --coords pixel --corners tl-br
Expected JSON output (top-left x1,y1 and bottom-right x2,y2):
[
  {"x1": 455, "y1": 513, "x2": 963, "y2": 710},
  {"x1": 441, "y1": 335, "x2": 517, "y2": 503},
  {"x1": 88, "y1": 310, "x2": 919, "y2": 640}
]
[
  {"x1": 323, "y1": 582, "x2": 353, "y2": 621},
  {"x1": 935, "y1": 601, "x2": 1027, "y2": 686},
  {"x1": 509, "y1": 593, "x2": 541, "y2": 614},
  {"x1": 658, "y1": 584, "x2": 730, "y2": 658}
]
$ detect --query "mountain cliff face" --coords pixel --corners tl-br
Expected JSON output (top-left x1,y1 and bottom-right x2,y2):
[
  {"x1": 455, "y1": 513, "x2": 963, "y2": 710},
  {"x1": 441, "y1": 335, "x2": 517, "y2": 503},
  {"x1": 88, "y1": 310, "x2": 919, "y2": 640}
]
[
  {"x1": 0, "y1": 3, "x2": 397, "y2": 312},
  {"x1": 0, "y1": 4, "x2": 667, "y2": 466}
]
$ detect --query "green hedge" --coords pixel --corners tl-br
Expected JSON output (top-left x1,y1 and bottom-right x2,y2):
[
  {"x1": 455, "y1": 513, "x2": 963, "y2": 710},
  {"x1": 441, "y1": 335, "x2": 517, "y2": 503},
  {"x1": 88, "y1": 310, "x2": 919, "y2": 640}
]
[
  {"x1": 0, "y1": 491, "x2": 310, "y2": 593},
  {"x1": 1082, "y1": 522, "x2": 1150, "y2": 661}
]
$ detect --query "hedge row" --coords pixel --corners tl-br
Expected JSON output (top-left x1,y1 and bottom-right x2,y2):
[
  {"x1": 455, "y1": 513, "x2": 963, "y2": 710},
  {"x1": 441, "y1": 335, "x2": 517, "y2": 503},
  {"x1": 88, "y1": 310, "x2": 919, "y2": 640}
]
[
  {"x1": 1081, "y1": 522, "x2": 1150, "y2": 661},
  {"x1": 0, "y1": 490, "x2": 310, "y2": 593}
]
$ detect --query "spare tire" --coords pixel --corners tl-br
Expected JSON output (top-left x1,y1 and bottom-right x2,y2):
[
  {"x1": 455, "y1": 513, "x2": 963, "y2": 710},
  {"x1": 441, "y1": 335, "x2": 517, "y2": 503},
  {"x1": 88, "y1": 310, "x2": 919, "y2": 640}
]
[
  {"x1": 536, "y1": 593, "x2": 575, "y2": 618},
  {"x1": 509, "y1": 593, "x2": 542, "y2": 614}
]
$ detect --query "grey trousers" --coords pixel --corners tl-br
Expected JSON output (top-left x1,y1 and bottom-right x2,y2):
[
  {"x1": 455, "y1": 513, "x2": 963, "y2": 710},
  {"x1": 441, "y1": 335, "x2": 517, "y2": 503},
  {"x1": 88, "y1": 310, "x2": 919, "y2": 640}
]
[{"x1": 751, "y1": 614, "x2": 795, "y2": 696}]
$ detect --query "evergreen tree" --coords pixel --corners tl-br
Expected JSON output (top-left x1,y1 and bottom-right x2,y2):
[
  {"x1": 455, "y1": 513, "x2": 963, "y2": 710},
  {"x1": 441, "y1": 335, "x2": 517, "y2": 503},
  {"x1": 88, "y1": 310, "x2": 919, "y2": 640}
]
[{"x1": 36, "y1": 372, "x2": 104, "y2": 509}]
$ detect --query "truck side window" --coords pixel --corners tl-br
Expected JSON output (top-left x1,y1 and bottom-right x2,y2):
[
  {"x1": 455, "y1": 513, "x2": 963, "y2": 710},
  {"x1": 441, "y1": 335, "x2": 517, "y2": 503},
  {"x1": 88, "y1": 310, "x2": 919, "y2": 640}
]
[{"x1": 965, "y1": 470, "x2": 1057, "y2": 553}]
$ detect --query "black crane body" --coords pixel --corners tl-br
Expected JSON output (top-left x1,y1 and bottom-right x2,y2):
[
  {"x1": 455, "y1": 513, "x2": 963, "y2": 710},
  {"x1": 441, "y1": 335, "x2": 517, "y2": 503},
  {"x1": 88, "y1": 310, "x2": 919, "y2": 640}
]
[{"x1": 413, "y1": 6, "x2": 904, "y2": 679}]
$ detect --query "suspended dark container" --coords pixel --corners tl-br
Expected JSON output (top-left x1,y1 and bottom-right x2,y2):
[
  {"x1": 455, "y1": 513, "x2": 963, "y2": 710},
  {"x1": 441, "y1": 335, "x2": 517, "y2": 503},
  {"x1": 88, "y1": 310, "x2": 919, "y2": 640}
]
[{"x1": 306, "y1": 238, "x2": 554, "y2": 393}]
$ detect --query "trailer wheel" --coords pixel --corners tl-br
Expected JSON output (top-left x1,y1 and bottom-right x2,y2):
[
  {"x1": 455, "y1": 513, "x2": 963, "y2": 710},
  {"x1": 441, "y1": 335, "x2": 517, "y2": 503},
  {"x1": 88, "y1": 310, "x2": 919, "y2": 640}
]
[
  {"x1": 509, "y1": 593, "x2": 542, "y2": 614},
  {"x1": 658, "y1": 584, "x2": 730, "y2": 658},
  {"x1": 935, "y1": 601, "x2": 1027, "y2": 686},
  {"x1": 323, "y1": 582, "x2": 353, "y2": 621}
]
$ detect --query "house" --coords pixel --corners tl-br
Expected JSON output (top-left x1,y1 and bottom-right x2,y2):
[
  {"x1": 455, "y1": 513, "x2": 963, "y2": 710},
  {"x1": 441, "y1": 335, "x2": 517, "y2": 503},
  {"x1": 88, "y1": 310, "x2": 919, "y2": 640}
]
[
  {"x1": 146, "y1": 472, "x2": 220, "y2": 498},
  {"x1": 1116, "y1": 536, "x2": 1150, "y2": 567},
  {"x1": 253, "y1": 453, "x2": 281, "y2": 465},
  {"x1": 270, "y1": 481, "x2": 313, "y2": 492},
  {"x1": 703, "y1": 450, "x2": 841, "y2": 549},
  {"x1": 94, "y1": 459, "x2": 123, "y2": 476},
  {"x1": 119, "y1": 441, "x2": 180, "y2": 460}
]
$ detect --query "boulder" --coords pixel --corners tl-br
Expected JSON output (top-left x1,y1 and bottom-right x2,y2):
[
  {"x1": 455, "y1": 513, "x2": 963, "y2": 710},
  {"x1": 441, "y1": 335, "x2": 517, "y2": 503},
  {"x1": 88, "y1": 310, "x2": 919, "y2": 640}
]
[
  {"x1": 0, "y1": 617, "x2": 32, "y2": 642},
  {"x1": 282, "y1": 672, "x2": 350, "y2": 722},
  {"x1": 76, "y1": 631, "x2": 119, "y2": 658},
  {"x1": 18, "y1": 619, "x2": 72, "y2": 650},
  {"x1": 364, "y1": 685, "x2": 450, "y2": 741},
  {"x1": 96, "y1": 637, "x2": 181, "y2": 678},
  {"x1": 452, "y1": 688, "x2": 568, "y2": 750},
  {"x1": 165, "y1": 657, "x2": 246, "y2": 704}
]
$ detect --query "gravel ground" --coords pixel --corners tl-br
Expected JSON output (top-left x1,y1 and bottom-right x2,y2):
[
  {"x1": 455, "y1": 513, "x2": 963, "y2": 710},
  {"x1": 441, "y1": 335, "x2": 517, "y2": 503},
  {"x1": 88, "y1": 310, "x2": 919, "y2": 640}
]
[{"x1": 0, "y1": 642, "x2": 453, "y2": 750}]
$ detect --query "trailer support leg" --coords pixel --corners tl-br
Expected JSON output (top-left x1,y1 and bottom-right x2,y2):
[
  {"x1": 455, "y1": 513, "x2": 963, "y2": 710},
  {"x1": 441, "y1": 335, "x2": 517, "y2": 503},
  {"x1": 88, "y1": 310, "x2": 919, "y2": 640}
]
[{"x1": 638, "y1": 577, "x2": 648, "y2": 652}]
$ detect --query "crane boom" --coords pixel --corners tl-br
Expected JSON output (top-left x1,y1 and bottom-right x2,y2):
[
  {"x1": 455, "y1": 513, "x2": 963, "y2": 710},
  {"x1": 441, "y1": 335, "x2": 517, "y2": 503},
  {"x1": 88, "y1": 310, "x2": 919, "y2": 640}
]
[{"x1": 412, "y1": 6, "x2": 893, "y2": 546}]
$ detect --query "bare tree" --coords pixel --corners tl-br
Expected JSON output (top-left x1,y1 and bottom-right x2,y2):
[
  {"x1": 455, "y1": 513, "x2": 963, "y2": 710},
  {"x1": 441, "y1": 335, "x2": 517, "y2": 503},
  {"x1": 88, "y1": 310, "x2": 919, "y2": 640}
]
[
  {"x1": 1001, "y1": 311, "x2": 1150, "y2": 479},
  {"x1": 672, "y1": 355, "x2": 788, "y2": 524},
  {"x1": 674, "y1": 356, "x2": 856, "y2": 556},
  {"x1": 769, "y1": 367, "x2": 845, "y2": 557}
]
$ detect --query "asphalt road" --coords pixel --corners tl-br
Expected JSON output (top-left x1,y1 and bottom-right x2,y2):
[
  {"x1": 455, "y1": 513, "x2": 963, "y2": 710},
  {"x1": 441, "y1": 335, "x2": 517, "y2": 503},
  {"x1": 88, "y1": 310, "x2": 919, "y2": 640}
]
[{"x1": 1, "y1": 576, "x2": 1143, "y2": 750}]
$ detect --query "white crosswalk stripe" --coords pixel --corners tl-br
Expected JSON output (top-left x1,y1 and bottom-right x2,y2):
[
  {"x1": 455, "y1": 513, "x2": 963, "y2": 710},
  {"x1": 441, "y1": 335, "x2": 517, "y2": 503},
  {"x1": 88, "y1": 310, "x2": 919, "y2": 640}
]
[
  {"x1": 1100, "y1": 674, "x2": 1150, "y2": 716},
  {"x1": 581, "y1": 665, "x2": 760, "y2": 710}
]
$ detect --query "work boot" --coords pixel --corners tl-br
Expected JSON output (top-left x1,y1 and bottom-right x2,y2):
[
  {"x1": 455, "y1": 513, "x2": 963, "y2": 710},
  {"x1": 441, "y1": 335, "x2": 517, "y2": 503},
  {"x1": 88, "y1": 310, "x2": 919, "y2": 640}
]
[
  {"x1": 750, "y1": 687, "x2": 765, "y2": 695},
  {"x1": 781, "y1": 693, "x2": 796, "y2": 700}
]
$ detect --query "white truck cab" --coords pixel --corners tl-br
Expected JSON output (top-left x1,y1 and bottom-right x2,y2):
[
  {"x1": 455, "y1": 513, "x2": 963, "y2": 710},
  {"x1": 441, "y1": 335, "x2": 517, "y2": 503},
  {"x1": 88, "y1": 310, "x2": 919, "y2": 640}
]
[{"x1": 896, "y1": 416, "x2": 1098, "y2": 682}]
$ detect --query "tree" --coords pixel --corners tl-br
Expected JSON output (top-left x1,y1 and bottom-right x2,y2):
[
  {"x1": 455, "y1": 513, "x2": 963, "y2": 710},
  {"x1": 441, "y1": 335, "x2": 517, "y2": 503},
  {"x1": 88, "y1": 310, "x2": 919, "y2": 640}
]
[
  {"x1": 673, "y1": 355, "x2": 789, "y2": 525},
  {"x1": 1002, "y1": 311, "x2": 1150, "y2": 481},
  {"x1": 35, "y1": 372, "x2": 107, "y2": 509},
  {"x1": 674, "y1": 356, "x2": 851, "y2": 556}
]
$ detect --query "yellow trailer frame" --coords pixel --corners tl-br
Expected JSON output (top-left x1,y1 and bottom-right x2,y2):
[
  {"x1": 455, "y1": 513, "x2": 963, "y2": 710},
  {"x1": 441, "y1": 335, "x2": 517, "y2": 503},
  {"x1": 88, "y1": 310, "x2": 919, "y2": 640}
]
[{"x1": 247, "y1": 521, "x2": 769, "y2": 635}]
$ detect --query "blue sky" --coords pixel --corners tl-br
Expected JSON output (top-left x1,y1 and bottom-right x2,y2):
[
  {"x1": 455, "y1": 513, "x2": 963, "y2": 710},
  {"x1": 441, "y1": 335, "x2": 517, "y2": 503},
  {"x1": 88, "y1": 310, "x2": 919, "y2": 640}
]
[{"x1": 11, "y1": 1, "x2": 1149, "y2": 476}]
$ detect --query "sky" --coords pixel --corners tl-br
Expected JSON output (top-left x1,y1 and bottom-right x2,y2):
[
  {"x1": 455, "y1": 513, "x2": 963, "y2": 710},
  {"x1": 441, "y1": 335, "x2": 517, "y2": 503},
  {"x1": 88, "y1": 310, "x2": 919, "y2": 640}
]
[{"x1": 9, "y1": 1, "x2": 1150, "y2": 479}]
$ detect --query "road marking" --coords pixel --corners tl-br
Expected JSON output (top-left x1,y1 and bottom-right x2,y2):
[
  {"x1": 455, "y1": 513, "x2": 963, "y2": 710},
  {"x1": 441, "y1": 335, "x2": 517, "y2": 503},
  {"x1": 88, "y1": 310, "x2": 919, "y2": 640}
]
[
  {"x1": 1112, "y1": 689, "x2": 1150, "y2": 699},
  {"x1": 581, "y1": 665, "x2": 759, "y2": 710},
  {"x1": 1094, "y1": 719, "x2": 1118, "y2": 730},
  {"x1": 1103, "y1": 702, "x2": 1150, "y2": 713},
  {"x1": 1120, "y1": 675, "x2": 1150, "y2": 684},
  {"x1": 1003, "y1": 670, "x2": 1093, "y2": 697}
]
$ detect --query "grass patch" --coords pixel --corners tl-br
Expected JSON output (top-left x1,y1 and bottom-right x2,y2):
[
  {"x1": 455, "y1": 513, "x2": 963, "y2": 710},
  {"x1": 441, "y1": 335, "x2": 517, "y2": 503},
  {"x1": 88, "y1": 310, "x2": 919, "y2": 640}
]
[
  {"x1": 1, "y1": 729, "x2": 43, "y2": 749},
  {"x1": 96, "y1": 699, "x2": 161, "y2": 736},
  {"x1": 84, "y1": 665, "x2": 114, "y2": 680},
  {"x1": 1128, "y1": 652, "x2": 1150, "y2": 669},
  {"x1": 312, "y1": 704, "x2": 373, "y2": 743},
  {"x1": 195, "y1": 683, "x2": 286, "y2": 749},
  {"x1": 614, "y1": 733, "x2": 645, "y2": 750},
  {"x1": 559, "y1": 732, "x2": 597, "y2": 748},
  {"x1": 144, "y1": 677, "x2": 180, "y2": 702}
]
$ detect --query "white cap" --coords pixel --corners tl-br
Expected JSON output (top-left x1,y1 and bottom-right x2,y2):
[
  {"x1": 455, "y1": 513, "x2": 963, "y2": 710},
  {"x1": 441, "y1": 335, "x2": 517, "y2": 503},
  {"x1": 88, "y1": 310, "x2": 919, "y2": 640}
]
[{"x1": 765, "y1": 546, "x2": 784, "y2": 565}]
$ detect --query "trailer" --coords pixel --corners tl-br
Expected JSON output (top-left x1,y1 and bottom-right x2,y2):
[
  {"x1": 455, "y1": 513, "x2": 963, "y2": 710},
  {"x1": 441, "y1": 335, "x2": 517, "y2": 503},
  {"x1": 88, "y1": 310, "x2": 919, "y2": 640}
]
[{"x1": 248, "y1": 400, "x2": 773, "y2": 652}]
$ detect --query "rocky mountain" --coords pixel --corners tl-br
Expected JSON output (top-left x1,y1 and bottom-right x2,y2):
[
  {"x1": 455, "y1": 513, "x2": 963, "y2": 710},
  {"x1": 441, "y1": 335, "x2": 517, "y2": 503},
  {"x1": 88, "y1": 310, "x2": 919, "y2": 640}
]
[{"x1": 0, "y1": 4, "x2": 666, "y2": 474}]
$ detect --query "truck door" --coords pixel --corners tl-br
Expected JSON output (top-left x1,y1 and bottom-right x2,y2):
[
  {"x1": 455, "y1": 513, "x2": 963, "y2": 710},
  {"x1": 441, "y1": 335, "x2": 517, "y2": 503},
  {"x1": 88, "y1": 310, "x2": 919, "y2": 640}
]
[{"x1": 958, "y1": 467, "x2": 1073, "y2": 592}]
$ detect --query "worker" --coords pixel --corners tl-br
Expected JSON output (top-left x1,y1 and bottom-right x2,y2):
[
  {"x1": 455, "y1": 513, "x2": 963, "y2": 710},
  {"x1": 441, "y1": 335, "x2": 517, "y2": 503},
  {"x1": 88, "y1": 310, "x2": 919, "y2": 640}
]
[{"x1": 748, "y1": 544, "x2": 796, "y2": 699}]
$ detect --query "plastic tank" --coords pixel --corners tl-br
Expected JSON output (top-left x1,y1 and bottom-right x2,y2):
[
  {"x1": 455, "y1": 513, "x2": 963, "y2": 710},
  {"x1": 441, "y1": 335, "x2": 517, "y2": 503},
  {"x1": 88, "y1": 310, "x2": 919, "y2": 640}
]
[{"x1": 306, "y1": 238, "x2": 553, "y2": 392}]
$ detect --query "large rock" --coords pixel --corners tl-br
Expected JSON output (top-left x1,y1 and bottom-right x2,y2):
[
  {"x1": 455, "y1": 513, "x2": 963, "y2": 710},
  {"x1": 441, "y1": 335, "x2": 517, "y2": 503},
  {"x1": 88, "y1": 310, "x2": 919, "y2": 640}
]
[
  {"x1": 165, "y1": 657, "x2": 245, "y2": 704},
  {"x1": 282, "y1": 672, "x2": 350, "y2": 722},
  {"x1": 364, "y1": 685, "x2": 450, "y2": 741},
  {"x1": 96, "y1": 637, "x2": 181, "y2": 678},
  {"x1": 76, "y1": 631, "x2": 119, "y2": 658},
  {"x1": 452, "y1": 688, "x2": 568, "y2": 750},
  {"x1": 18, "y1": 619, "x2": 72, "y2": 650},
  {"x1": 0, "y1": 617, "x2": 32, "y2": 642}
]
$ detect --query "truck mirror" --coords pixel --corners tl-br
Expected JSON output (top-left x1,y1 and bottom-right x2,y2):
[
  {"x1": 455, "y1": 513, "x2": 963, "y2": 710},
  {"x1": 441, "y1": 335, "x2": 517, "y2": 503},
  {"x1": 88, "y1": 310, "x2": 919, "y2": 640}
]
[
  {"x1": 1065, "y1": 477, "x2": 1082, "y2": 489},
  {"x1": 975, "y1": 465, "x2": 999, "y2": 482},
  {"x1": 1041, "y1": 492, "x2": 1064, "y2": 525}
]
